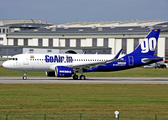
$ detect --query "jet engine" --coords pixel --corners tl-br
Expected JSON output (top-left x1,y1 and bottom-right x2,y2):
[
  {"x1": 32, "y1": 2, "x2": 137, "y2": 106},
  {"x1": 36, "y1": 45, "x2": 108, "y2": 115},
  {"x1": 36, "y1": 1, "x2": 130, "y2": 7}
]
[
  {"x1": 46, "y1": 71, "x2": 56, "y2": 77},
  {"x1": 55, "y1": 66, "x2": 73, "y2": 77},
  {"x1": 46, "y1": 66, "x2": 73, "y2": 77}
]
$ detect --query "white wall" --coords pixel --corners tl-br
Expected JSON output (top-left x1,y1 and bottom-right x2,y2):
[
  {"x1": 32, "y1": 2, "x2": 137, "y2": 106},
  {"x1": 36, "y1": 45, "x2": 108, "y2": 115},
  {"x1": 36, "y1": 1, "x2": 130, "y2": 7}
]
[
  {"x1": 81, "y1": 39, "x2": 86, "y2": 47},
  {"x1": 53, "y1": 38, "x2": 59, "y2": 47},
  {"x1": 86, "y1": 38, "x2": 92, "y2": 47},
  {"x1": 158, "y1": 38, "x2": 165, "y2": 57},
  {"x1": 8, "y1": 39, "x2": 13, "y2": 45},
  {"x1": 32, "y1": 39, "x2": 38, "y2": 46},
  {"x1": 59, "y1": 39, "x2": 65, "y2": 47},
  {"x1": 28, "y1": 39, "x2": 34, "y2": 46},
  {"x1": 115, "y1": 39, "x2": 122, "y2": 54},
  {"x1": 43, "y1": 38, "x2": 48, "y2": 47},
  {"x1": 70, "y1": 39, "x2": 76, "y2": 47},
  {"x1": 97, "y1": 38, "x2": 103, "y2": 46},
  {"x1": 127, "y1": 39, "x2": 134, "y2": 54},
  {"x1": 0, "y1": 34, "x2": 7, "y2": 45},
  {"x1": 109, "y1": 38, "x2": 115, "y2": 54},
  {"x1": 18, "y1": 39, "x2": 23, "y2": 46}
]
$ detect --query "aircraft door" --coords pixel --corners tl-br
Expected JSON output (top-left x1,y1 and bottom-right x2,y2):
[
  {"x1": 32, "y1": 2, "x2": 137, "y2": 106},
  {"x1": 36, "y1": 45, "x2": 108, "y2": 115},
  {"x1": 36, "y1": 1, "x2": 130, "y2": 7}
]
[
  {"x1": 128, "y1": 56, "x2": 134, "y2": 66},
  {"x1": 23, "y1": 54, "x2": 29, "y2": 65}
]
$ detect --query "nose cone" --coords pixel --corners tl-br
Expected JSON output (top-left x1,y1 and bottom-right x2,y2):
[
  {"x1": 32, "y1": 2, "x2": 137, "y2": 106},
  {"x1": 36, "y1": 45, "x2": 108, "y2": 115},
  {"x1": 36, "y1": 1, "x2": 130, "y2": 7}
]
[{"x1": 2, "y1": 61, "x2": 10, "y2": 69}]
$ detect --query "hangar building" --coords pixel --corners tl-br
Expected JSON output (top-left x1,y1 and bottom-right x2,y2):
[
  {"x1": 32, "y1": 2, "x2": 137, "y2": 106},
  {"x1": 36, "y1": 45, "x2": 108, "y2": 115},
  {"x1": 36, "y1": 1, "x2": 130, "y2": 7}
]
[{"x1": 1, "y1": 19, "x2": 168, "y2": 62}]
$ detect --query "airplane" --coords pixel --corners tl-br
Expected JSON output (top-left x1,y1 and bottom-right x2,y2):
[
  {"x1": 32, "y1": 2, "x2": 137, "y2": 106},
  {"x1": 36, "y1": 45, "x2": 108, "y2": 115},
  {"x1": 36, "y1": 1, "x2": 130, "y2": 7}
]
[{"x1": 2, "y1": 29, "x2": 163, "y2": 80}]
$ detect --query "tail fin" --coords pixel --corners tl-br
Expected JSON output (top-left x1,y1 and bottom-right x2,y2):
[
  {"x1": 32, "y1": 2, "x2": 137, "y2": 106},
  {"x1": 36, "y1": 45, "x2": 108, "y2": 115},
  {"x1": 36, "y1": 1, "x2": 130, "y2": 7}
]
[{"x1": 130, "y1": 29, "x2": 160, "y2": 56}]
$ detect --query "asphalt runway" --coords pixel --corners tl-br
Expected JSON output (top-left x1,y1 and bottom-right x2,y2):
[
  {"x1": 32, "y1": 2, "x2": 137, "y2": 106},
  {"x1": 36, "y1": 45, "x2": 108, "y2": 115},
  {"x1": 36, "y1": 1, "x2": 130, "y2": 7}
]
[{"x1": 0, "y1": 77, "x2": 168, "y2": 84}]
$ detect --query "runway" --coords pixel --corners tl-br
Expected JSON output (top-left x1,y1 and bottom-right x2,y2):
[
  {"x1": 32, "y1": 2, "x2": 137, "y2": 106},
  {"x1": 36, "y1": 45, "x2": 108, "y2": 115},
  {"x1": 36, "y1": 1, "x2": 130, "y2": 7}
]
[{"x1": 0, "y1": 77, "x2": 168, "y2": 84}]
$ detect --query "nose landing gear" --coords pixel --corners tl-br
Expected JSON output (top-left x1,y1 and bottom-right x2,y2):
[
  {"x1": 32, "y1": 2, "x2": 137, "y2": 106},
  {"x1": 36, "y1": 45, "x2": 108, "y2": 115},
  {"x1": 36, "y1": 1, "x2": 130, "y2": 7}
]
[{"x1": 23, "y1": 71, "x2": 27, "y2": 80}]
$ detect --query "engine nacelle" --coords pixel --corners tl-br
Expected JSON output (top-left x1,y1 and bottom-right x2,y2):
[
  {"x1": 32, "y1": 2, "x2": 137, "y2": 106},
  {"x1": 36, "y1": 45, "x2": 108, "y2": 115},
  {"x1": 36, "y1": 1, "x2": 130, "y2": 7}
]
[
  {"x1": 46, "y1": 71, "x2": 56, "y2": 77},
  {"x1": 55, "y1": 66, "x2": 73, "y2": 77}
]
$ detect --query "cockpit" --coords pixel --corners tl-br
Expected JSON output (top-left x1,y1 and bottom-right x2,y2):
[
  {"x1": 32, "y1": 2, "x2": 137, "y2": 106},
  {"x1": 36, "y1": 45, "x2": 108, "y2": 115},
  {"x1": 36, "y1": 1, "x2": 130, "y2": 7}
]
[{"x1": 2, "y1": 57, "x2": 19, "y2": 70}]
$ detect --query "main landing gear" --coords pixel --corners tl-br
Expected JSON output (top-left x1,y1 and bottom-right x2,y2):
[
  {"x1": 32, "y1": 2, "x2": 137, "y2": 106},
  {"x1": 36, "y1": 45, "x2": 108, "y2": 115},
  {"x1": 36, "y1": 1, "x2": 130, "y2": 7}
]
[
  {"x1": 73, "y1": 74, "x2": 86, "y2": 80},
  {"x1": 73, "y1": 74, "x2": 78, "y2": 80},
  {"x1": 23, "y1": 71, "x2": 27, "y2": 80},
  {"x1": 73, "y1": 69, "x2": 86, "y2": 80}
]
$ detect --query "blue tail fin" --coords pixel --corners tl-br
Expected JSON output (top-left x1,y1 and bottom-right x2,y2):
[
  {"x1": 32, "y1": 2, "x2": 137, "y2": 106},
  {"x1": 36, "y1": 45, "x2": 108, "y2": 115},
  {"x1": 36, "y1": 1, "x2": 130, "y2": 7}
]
[{"x1": 130, "y1": 29, "x2": 160, "y2": 56}]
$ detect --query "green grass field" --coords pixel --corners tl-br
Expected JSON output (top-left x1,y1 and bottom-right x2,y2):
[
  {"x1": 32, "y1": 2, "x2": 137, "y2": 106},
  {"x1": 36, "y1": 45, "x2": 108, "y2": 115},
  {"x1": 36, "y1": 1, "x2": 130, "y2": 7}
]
[
  {"x1": 1, "y1": 66, "x2": 168, "y2": 77},
  {"x1": 0, "y1": 84, "x2": 168, "y2": 116},
  {"x1": 1, "y1": 66, "x2": 168, "y2": 119}
]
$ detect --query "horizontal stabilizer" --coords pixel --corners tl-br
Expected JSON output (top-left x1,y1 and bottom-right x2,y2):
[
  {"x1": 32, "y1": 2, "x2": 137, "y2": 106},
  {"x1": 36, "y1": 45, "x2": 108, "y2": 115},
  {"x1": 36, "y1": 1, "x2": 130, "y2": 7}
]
[{"x1": 141, "y1": 57, "x2": 163, "y2": 63}]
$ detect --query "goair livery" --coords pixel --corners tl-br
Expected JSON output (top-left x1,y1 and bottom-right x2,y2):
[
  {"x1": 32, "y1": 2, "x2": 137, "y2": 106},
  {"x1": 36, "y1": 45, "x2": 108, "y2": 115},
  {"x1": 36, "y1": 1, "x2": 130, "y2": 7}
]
[{"x1": 2, "y1": 29, "x2": 163, "y2": 80}]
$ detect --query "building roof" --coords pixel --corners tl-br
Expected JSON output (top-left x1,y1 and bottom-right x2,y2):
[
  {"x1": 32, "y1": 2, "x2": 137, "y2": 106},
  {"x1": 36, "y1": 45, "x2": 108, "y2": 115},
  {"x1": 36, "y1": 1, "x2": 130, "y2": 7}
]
[
  {"x1": 63, "y1": 20, "x2": 165, "y2": 27},
  {"x1": 8, "y1": 20, "x2": 168, "y2": 35},
  {"x1": 0, "y1": 19, "x2": 57, "y2": 31},
  {"x1": 0, "y1": 19, "x2": 56, "y2": 26}
]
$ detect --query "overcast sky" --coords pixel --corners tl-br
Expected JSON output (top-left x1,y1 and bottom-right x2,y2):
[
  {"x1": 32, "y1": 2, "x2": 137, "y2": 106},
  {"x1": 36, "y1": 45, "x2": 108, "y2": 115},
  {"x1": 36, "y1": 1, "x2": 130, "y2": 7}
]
[{"x1": 1, "y1": 0, "x2": 168, "y2": 24}]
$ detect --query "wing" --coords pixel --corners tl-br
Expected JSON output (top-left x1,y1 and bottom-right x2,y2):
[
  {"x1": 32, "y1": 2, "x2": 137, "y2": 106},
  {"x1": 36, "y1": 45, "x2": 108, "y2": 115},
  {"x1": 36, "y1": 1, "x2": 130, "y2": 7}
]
[{"x1": 72, "y1": 49, "x2": 123, "y2": 72}]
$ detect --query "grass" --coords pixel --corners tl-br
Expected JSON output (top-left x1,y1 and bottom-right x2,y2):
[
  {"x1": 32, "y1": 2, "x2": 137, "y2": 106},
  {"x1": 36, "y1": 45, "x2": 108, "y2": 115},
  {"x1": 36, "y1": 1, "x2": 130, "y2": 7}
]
[
  {"x1": 0, "y1": 84, "x2": 168, "y2": 115},
  {"x1": 1, "y1": 66, "x2": 168, "y2": 77},
  {"x1": 1, "y1": 67, "x2": 168, "y2": 118},
  {"x1": 84, "y1": 68, "x2": 168, "y2": 77}
]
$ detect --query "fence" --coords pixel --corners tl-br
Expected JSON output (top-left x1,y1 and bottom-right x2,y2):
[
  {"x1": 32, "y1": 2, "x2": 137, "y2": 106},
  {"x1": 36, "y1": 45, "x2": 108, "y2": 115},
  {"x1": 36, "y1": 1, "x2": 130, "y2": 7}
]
[{"x1": 1, "y1": 114, "x2": 168, "y2": 120}]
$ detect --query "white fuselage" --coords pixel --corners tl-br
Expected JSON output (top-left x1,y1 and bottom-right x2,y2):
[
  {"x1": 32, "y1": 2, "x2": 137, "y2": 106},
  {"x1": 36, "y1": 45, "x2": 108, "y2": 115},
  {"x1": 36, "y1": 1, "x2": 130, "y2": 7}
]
[{"x1": 3, "y1": 53, "x2": 121, "y2": 72}]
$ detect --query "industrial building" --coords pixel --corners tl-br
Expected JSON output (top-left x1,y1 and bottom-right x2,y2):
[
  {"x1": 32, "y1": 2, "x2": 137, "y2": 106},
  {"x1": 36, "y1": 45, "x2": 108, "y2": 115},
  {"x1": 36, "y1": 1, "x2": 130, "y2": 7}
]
[{"x1": 1, "y1": 19, "x2": 168, "y2": 62}]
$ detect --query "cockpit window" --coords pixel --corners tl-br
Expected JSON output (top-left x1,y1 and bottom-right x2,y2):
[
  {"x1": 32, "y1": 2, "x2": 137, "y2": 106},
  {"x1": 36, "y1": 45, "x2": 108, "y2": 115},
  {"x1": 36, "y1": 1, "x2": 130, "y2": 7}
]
[{"x1": 9, "y1": 58, "x2": 18, "y2": 61}]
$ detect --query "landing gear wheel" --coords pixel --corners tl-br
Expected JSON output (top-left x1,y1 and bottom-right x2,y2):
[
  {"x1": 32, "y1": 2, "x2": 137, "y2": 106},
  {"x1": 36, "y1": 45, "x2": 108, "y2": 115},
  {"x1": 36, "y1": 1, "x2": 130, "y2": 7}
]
[
  {"x1": 80, "y1": 75, "x2": 86, "y2": 80},
  {"x1": 73, "y1": 75, "x2": 78, "y2": 80},
  {"x1": 23, "y1": 76, "x2": 27, "y2": 80},
  {"x1": 23, "y1": 71, "x2": 27, "y2": 80}
]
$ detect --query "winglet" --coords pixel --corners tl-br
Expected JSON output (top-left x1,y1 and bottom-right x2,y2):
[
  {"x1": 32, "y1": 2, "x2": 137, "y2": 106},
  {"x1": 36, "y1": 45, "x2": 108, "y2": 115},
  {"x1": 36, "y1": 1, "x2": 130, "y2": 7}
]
[{"x1": 114, "y1": 49, "x2": 123, "y2": 59}]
